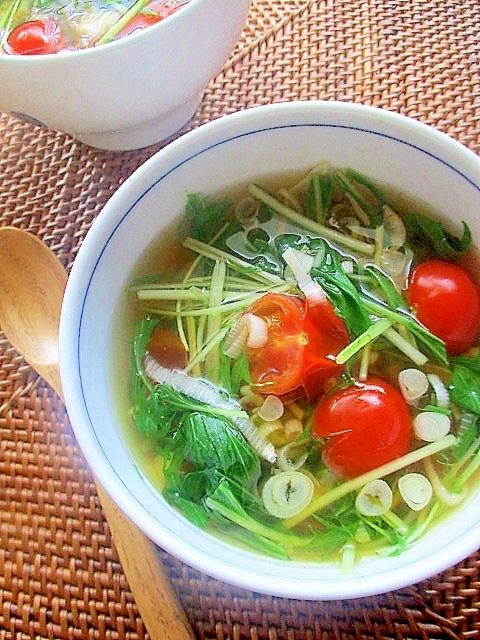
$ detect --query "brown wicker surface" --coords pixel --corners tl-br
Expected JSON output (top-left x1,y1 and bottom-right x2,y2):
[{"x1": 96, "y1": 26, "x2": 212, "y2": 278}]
[{"x1": 0, "y1": 0, "x2": 479, "y2": 638}]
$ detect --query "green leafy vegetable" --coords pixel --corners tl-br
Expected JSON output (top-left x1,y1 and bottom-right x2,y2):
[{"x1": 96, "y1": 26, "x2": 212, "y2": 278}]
[
  {"x1": 310, "y1": 240, "x2": 371, "y2": 337},
  {"x1": 403, "y1": 212, "x2": 471, "y2": 260},
  {"x1": 450, "y1": 361, "x2": 480, "y2": 414},
  {"x1": 180, "y1": 412, "x2": 260, "y2": 489},
  {"x1": 306, "y1": 174, "x2": 334, "y2": 223},
  {"x1": 180, "y1": 193, "x2": 231, "y2": 242}
]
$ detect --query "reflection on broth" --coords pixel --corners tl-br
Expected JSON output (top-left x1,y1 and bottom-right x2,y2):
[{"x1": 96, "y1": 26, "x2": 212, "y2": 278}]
[{"x1": 114, "y1": 163, "x2": 480, "y2": 569}]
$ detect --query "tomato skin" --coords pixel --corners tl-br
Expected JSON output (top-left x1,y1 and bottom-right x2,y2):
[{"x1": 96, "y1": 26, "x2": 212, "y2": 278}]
[
  {"x1": 246, "y1": 292, "x2": 348, "y2": 398},
  {"x1": 407, "y1": 259, "x2": 480, "y2": 355},
  {"x1": 247, "y1": 293, "x2": 307, "y2": 396},
  {"x1": 302, "y1": 299, "x2": 349, "y2": 398},
  {"x1": 311, "y1": 376, "x2": 411, "y2": 478},
  {"x1": 6, "y1": 19, "x2": 66, "y2": 55},
  {"x1": 117, "y1": 2, "x2": 183, "y2": 38}
]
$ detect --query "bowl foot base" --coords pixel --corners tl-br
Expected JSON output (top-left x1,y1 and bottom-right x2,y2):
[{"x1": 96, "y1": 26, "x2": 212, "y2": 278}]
[{"x1": 75, "y1": 92, "x2": 204, "y2": 151}]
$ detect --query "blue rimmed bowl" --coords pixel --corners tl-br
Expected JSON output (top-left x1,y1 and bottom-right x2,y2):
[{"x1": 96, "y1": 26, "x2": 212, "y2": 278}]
[{"x1": 59, "y1": 101, "x2": 480, "y2": 599}]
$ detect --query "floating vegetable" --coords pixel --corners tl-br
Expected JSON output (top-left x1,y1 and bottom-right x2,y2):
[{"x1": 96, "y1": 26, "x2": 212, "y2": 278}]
[
  {"x1": 355, "y1": 479, "x2": 393, "y2": 516},
  {"x1": 413, "y1": 411, "x2": 451, "y2": 442},
  {"x1": 311, "y1": 376, "x2": 412, "y2": 478},
  {"x1": 262, "y1": 471, "x2": 314, "y2": 518},
  {"x1": 398, "y1": 473, "x2": 433, "y2": 511},
  {"x1": 128, "y1": 164, "x2": 480, "y2": 566},
  {"x1": 398, "y1": 368, "x2": 429, "y2": 406},
  {"x1": 407, "y1": 259, "x2": 480, "y2": 355}
]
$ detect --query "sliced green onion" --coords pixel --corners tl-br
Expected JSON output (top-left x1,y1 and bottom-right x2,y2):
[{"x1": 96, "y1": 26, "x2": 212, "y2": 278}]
[
  {"x1": 284, "y1": 435, "x2": 456, "y2": 527},
  {"x1": 276, "y1": 442, "x2": 309, "y2": 472},
  {"x1": 257, "y1": 395, "x2": 284, "y2": 422},
  {"x1": 398, "y1": 473, "x2": 433, "y2": 510},
  {"x1": 398, "y1": 368, "x2": 429, "y2": 406},
  {"x1": 413, "y1": 411, "x2": 451, "y2": 442},
  {"x1": 426, "y1": 373, "x2": 450, "y2": 409},
  {"x1": 355, "y1": 479, "x2": 392, "y2": 516},
  {"x1": 262, "y1": 471, "x2": 314, "y2": 518},
  {"x1": 247, "y1": 184, "x2": 375, "y2": 256}
]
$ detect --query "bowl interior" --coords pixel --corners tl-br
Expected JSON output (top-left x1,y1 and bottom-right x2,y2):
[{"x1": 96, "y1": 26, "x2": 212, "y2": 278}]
[{"x1": 60, "y1": 101, "x2": 480, "y2": 599}]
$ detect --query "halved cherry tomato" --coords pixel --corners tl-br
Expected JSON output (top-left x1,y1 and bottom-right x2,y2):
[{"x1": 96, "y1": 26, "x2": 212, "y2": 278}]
[
  {"x1": 302, "y1": 297, "x2": 350, "y2": 398},
  {"x1": 246, "y1": 292, "x2": 348, "y2": 398},
  {"x1": 6, "y1": 19, "x2": 66, "y2": 55},
  {"x1": 407, "y1": 259, "x2": 480, "y2": 355},
  {"x1": 311, "y1": 376, "x2": 411, "y2": 478},
  {"x1": 117, "y1": 1, "x2": 183, "y2": 38}
]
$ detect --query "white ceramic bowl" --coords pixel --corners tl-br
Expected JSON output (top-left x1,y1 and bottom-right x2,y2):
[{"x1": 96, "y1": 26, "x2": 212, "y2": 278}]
[
  {"x1": 0, "y1": 0, "x2": 251, "y2": 150},
  {"x1": 59, "y1": 101, "x2": 480, "y2": 599}
]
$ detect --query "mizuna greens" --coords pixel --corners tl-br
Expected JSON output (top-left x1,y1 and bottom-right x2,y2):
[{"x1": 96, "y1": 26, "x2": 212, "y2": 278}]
[{"x1": 128, "y1": 163, "x2": 480, "y2": 569}]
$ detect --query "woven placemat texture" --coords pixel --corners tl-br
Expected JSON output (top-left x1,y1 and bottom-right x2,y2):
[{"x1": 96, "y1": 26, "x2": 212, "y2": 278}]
[{"x1": 0, "y1": 0, "x2": 479, "y2": 638}]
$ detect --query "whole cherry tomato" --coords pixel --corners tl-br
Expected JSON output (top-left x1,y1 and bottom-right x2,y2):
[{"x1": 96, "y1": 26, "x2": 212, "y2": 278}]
[
  {"x1": 117, "y1": 1, "x2": 183, "y2": 38},
  {"x1": 6, "y1": 19, "x2": 66, "y2": 55},
  {"x1": 311, "y1": 376, "x2": 412, "y2": 478},
  {"x1": 407, "y1": 259, "x2": 480, "y2": 355},
  {"x1": 246, "y1": 292, "x2": 348, "y2": 398}
]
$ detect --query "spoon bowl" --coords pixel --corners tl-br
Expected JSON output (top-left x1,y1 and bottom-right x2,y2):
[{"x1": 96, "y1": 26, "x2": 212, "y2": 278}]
[{"x1": 0, "y1": 227, "x2": 66, "y2": 396}]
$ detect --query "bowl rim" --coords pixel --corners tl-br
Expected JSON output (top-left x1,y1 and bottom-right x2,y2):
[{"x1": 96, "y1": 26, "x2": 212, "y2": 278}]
[{"x1": 60, "y1": 100, "x2": 480, "y2": 599}]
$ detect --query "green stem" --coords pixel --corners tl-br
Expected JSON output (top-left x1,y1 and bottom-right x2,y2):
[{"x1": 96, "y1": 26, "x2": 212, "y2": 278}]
[
  {"x1": 383, "y1": 326, "x2": 428, "y2": 366},
  {"x1": 204, "y1": 260, "x2": 226, "y2": 378},
  {"x1": 184, "y1": 236, "x2": 281, "y2": 284},
  {"x1": 336, "y1": 318, "x2": 392, "y2": 364},
  {"x1": 144, "y1": 285, "x2": 291, "y2": 318},
  {"x1": 96, "y1": 0, "x2": 148, "y2": 45},
  {"x1": 284, "y1": 435, "x2": 457, "y2": 528},
  {"x1": 247, "y1": 183, "x2": 375, "y2": 256},
  {"x1": 1, "y1": 0, "x2": 24, "y2": 32},
  {"x1": 137, "y1": 287, "x2": 209, "y2": 301}
]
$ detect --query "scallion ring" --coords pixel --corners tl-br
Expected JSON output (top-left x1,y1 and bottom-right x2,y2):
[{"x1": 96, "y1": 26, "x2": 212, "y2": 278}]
[
  {"x1": 262, "y1": 471, "x2": 314, "y2": 518},
  {"x1": 398, "y1": 473, "x2": 433, "y2": 511},
  {"x1": 355, "y1": 479, "x2": 392, "y2": 516}
]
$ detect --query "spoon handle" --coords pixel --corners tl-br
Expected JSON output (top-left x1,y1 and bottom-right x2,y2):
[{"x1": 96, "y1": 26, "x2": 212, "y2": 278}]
[{"x1": 96, "y1": 483, "x2": 195, "y2": 640}]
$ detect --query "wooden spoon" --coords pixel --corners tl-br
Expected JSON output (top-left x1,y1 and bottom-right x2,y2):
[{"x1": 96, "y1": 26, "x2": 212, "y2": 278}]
[{"x1": 0, "y1": 226, "x2": 194, "y2": 640}]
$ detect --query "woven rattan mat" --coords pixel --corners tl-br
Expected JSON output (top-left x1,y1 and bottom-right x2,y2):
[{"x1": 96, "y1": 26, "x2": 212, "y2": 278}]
[{"x1": 0, "y1": 1, "x2": 479, "y2": 638}]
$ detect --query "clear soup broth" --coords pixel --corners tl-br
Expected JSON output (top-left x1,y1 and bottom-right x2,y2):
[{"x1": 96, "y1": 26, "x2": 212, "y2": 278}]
[{"x1": 114, "y1": 163, "x2": 480, "y2": 569}]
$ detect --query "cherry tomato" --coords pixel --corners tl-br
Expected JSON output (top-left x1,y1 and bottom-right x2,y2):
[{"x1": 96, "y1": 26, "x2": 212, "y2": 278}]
[
  {"x1": 407, "y1": 259, "x2": 480, "y2": 355},
  {"x1": 148, "y1": 327, "x2": 187, "y2": 369},
  {"x1": 6, "y1": 19, "x2": 66, "y2": 55},
  {"x1": 246, "y1": 292, "x2": 348, "y2": 397},
  {"x1": 302, "y1": 298, "x2": 349, "y2": 398},
  {"x1": 246, "y1": 293, "x2": 306, "y2": 396},
  {"x1": 311, "y1": 376, "x2": 411, "y2": 478},
  {"x1": 117, "y1": 1, "x2": 183, "y2": 38}
]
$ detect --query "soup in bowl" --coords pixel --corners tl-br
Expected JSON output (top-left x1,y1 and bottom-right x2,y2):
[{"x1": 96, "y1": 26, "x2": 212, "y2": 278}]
[
  {"x1": 0, "y1": 0, "x2": 251, "y2": 150},
  {"x1": 59, "y1": 101, "x2": 480, "y2": 599}
]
